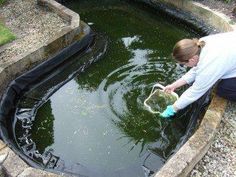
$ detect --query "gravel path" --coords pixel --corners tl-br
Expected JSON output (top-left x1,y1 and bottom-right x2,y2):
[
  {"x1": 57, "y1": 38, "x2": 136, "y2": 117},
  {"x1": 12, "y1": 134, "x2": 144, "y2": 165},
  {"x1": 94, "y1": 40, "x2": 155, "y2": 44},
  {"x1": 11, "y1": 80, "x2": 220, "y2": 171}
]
[{"x1": 0, "y1": 0, "x2": 68, "y2": 64}]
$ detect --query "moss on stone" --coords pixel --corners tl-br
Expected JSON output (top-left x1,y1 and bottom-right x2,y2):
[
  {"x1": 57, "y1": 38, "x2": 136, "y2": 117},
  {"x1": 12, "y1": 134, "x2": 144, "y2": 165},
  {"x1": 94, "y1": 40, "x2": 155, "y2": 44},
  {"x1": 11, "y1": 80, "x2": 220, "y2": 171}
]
[
  {"x1": 0, "y1": 0, "x2": 6, "y2": 6},
  {"x1": 0, "y1": 22, "x2": 15, "y2": 46}
]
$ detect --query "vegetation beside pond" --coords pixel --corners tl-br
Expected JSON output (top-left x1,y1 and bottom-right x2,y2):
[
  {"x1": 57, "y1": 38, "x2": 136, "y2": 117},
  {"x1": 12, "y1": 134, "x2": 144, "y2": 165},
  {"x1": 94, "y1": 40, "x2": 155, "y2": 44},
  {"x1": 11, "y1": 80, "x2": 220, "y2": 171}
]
[
  {"x1": 0, "y1": 22, "x2": 15, "y2": 46},
  {"x1": 0, "y1": 0, "x2": 15, "y2": 46},
  {"x1": 0, "y1": 0, "x2": 5, "y2": 6}
]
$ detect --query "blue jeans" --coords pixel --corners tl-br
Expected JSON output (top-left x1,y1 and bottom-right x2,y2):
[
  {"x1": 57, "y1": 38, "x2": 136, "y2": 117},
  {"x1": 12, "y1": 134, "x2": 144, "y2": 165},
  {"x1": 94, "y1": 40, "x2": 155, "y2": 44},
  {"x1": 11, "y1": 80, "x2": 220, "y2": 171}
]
[{"x1": 216, "y1": 78, "x2": 236, "y2": 101}]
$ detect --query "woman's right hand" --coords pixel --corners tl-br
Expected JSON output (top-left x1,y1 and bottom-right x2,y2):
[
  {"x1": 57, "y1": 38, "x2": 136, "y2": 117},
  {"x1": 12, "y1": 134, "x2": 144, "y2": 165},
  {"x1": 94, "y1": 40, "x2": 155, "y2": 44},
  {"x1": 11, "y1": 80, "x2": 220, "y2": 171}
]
[
  {"x1": 163, "y1": 78, "x2": 188, "y2": 93},
  {"x1": 163, "y1": 84, "x2": 176, "y2": 93}
]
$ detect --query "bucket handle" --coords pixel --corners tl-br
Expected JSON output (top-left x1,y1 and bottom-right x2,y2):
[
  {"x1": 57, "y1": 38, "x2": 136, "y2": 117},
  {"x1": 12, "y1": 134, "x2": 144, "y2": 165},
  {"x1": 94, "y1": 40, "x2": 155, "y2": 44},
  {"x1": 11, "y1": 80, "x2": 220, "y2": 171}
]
[{"x1": 144, "y1": 83, "x2": 165, "y2": 114}]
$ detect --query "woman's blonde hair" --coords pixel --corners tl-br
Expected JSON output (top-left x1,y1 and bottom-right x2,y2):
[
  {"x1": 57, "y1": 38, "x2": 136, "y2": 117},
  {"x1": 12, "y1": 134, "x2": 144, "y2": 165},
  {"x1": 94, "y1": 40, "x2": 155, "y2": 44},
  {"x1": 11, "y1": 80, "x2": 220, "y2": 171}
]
[{"x1": 172, "y1": 38, "x2": 205, "y2": 62}]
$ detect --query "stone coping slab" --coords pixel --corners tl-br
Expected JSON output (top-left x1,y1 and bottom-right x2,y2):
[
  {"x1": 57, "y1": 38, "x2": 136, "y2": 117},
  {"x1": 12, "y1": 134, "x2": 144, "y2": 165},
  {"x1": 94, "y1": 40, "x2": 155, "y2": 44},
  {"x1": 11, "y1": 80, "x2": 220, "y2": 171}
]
[
  {"x1": 157, "y1": 0, "x2": 236, "y2": 32},
  {"x1": 0, "y1": 0, "x2": 235, "y2": 177},
  {"x1": 38, "y1": 0, "x2": 80, "y2": 29}
]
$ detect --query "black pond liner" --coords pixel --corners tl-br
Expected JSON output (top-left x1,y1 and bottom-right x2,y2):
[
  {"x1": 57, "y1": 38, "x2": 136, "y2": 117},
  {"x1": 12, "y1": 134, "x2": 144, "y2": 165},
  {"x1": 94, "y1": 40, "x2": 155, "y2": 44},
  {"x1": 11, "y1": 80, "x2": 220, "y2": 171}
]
[
  {"x1": 0, "y1": 1, "x2": 216, "y2": 177},
  {"x1": 0, "y1": 22, "x2": 107, "y2": 174}
]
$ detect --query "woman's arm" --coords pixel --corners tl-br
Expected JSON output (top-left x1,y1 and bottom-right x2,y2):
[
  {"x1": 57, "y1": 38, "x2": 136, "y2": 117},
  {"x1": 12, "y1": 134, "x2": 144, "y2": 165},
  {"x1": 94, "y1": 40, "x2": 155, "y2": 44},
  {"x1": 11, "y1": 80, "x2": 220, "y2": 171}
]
[
  {"x1": 163, "y1": 78, "x2": 188, "y2": 93},
  {"x1": 174, "y1": 69, "x2": 224, "y2": 110},
  {"x1": 164, "y1": 67, "x2": 197, "y2": 93}
]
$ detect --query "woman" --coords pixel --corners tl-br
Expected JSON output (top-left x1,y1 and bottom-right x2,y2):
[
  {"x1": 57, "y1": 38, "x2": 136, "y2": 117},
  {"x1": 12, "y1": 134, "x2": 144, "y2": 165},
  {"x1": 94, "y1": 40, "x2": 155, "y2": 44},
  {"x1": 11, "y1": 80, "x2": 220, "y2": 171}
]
[{"x1": 161, "y1": 31, "x2": 236, "y2": 118}]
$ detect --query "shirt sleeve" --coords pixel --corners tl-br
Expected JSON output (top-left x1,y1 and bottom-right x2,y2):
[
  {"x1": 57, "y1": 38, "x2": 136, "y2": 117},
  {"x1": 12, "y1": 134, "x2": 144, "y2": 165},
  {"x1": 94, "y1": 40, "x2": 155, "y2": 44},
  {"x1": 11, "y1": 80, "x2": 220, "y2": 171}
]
[
  {"x1": 181, "y1": 67, "x2": 197, "y2": 84},
  {"x1": 175, "y1": 66, "x2": 224, "y2": 110}
]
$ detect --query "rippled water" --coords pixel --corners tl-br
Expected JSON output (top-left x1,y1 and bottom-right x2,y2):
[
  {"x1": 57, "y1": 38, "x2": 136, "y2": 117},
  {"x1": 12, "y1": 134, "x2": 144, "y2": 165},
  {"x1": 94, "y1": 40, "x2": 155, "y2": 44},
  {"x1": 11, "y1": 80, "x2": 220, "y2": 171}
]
[{"x1": 14, "y1": 1, "x2": 200, "y2": 176}]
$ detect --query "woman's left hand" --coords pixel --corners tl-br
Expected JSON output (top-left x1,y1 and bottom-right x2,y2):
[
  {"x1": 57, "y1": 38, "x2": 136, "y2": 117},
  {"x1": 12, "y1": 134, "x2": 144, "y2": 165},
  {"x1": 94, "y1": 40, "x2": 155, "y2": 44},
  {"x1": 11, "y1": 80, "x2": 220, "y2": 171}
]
[{"x1": 160, "y1": 105, "x2": 176, "y2": 118}]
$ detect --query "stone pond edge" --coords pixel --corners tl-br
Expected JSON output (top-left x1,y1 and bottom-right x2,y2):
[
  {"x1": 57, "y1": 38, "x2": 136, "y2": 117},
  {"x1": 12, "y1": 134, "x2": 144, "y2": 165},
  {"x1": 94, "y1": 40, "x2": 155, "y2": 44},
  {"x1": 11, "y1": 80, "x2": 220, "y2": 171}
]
[{"x1": 0, "y1": 0, "x2": 235, "y2": 176}]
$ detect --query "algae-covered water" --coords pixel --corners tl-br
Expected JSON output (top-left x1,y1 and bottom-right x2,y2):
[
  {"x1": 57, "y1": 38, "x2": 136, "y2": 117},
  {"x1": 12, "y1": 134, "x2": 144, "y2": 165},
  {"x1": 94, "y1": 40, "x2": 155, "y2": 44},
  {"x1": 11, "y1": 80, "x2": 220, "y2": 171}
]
[{"x1": 14, "y1": 1, "x2": 200, "y2": 176}]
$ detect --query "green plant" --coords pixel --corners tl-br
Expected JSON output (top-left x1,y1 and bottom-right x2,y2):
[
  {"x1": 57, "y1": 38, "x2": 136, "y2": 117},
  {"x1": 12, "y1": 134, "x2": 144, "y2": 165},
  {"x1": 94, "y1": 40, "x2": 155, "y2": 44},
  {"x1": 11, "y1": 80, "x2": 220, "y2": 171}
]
[
  {"x1": 0, "y1": 22, "x2": 16, "y2": 46},
  {"x1": 0, "y1": 0, "x2": 6, "y2": 5},
  {"x1": 223, "y1": 0, "x2": 232, "y2": 3}
]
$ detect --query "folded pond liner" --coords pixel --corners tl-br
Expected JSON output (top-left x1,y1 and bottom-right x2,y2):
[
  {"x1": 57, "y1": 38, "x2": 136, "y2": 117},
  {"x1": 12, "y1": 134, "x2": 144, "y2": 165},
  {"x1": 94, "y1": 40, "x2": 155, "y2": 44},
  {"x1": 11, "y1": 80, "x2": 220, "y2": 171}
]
[
  {"x1": 0, "y1": 22, "x2": 107, "y2": 172},
  {"x1": 144, "y1": 83, "x2": 179, "y2": 114},
  {"x1": 0, "y1": 22, "x2": 94, "y2": 138},
  {"x1": 0, "y1": 27, "x2": 212, "y2": 177}
]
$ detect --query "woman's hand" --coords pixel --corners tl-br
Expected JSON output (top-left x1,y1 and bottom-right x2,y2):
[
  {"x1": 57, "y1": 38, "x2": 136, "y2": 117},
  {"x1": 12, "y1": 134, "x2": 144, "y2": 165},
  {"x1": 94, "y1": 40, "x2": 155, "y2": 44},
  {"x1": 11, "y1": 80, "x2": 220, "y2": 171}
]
[
  {"x1": 163, "y1": 78, "x2": 188, "y2": 93},
  {"x1": 160, "y1": 104, "x2": 179, "y2": 118},
  {"x1": 160, "y1": 105, "x2": 176, "y2": 118},
  {"x1": 163, "y1": 84, "x2": 176, "y2": 93}
]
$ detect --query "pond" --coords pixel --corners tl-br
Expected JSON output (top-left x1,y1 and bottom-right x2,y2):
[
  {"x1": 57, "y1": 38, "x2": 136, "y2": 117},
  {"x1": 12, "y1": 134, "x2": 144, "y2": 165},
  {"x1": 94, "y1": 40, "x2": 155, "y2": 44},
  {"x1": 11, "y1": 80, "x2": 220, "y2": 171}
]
[{"x1": 13, "y1": 0, "x2": 201, "y2": 176}]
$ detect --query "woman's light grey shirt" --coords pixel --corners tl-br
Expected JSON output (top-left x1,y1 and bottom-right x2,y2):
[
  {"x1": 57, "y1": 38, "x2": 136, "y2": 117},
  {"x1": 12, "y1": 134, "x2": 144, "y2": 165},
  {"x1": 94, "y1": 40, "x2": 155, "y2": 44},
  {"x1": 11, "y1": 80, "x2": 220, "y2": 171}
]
[{"x1": 175, "y1": 31, "x2": 236, "y2": 110}]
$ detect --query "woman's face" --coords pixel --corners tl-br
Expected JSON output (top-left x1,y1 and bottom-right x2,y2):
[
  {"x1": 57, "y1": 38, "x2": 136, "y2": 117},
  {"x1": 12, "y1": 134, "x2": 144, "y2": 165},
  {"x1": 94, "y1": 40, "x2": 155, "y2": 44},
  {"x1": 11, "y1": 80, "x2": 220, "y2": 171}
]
[{"x1": 179, "y1": 55, "x2": 199, "y2": 68}]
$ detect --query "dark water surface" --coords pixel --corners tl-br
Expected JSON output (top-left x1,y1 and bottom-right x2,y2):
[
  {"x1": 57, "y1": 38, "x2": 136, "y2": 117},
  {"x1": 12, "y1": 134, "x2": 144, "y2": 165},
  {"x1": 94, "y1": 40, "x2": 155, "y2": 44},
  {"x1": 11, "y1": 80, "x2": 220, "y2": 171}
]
[{"x1": 14, "y1": 1, "x2": 200, "y2": 176}]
